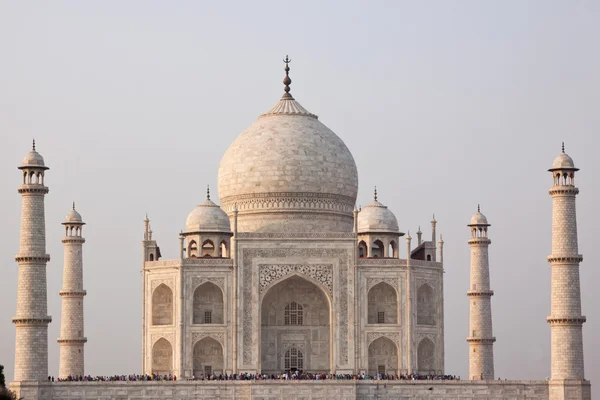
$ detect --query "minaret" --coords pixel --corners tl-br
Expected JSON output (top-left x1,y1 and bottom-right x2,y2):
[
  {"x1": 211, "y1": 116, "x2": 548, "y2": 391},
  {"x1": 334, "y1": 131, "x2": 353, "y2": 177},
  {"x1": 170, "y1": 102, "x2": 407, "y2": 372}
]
[
  {"x1": 13, "y1": 141, "x2": 52, "y2": 381},
  {"x1": 431, "y1": 215, "x2": 437, "y2": 261},
  {"x1": 58, "y1": 203, "x2": 87, "y2": 378},
  {"x1": 547, "y1": 144, "x2": 587, "y2": 386},
  {"x1": 467, "y1": 205, "x2": 495, "y2": 380}
]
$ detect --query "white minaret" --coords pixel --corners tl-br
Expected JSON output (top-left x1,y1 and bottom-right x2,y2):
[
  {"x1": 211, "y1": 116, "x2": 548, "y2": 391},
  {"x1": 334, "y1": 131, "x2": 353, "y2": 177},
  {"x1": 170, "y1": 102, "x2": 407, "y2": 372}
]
[
  {"x1": 58, "y1": 203, "x2": 87, "y2": 378},
  {"x1": 467, "y1": 205, "x2": 495, "y2": 380},
  {"x1": 547, "y1": 144, "x2": 587, "y2": 388},
  {"x1": 13, "y1": 141, "x2": 52, "y2": 381}
]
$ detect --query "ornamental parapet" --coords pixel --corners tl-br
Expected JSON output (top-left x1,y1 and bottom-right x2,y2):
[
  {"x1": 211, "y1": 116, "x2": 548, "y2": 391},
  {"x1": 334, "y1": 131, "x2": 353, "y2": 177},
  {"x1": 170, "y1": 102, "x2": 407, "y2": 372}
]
[
  {"x1": 235, "y1": 232, "x2": 356, "y2": 240},
  {"x1": 358, "y1": 258, "x2": 442, "y2": 268},
  {"x1": 62, "y1": 237, "x2": 86, "y2": 244},
  {"x1": 547, "y1": 255, "x2": 583, "y2": 263},
  {"x1": 546, "y1": 316, "x2": 586, "y2": 325},
  {"x1": 12, "y1": 316, "x2": 52, "y2": 325},
  {"x1": 59, "y1": 290, "x2": 87, "y2": 297},
  {"x1": 57, "y1": 338, "x2": 87, "y2": 344},
  {"x1": 549, "y1": 186, "x2": 579, "y2": 196},
  {"x1": 467, "y1": 290, "x2": 494, "y2": 297},
  {"x1": 15, "y1": 254, "x2": 51, "y2": 263},
  {"x1": 17, "y1": 186, "x2": 49, "y2": 194},
  {"x1": 466, "y1": 337, "x2": 496, "y2": 344}
]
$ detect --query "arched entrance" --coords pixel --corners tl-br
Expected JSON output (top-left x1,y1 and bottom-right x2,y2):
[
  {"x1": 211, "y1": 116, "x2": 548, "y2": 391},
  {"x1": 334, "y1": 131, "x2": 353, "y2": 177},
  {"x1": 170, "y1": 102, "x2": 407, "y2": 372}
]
[
  {"x1": 193, "y1": 337, "x2": 224, "y2": 378},
  {"x1": 368, "y1": 337, "x2": 398, "y2": 376},
  {"x1": 152, "y1": 338, "x2": 172, "y2": 375},
  {"x1": 260, "y1": 275, "x2": 331, "y2": 373}
]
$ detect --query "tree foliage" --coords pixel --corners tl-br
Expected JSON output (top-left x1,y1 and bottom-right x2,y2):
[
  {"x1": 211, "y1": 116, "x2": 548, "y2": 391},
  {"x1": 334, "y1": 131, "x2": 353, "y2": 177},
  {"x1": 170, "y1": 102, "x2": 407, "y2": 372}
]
[{"x1": 0, "y1": 365, "x2": 5, "y2": 388}]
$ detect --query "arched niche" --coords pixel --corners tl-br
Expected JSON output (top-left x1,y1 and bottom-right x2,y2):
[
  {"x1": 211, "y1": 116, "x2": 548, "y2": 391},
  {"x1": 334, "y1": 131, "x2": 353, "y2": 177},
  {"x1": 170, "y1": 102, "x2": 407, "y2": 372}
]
[
  {"x1": 193, "y1": 337, "x2": 223, "y2": 377},
  {"x1": 193, "y1": 282, "x2": 224, "y2": 324},
  {"x1": 417, "y1": 337, "x2": 435, "y2": 374},
  {"x1": 152, "y1": 284, "x2": 173, "y2": 326},
  {"x1": 416, "y1": 283, "x2": 436, "y2": 325},
  {"x1": 152, "y1": 338, "x2": 173, "y2": 375},
  {"x1": 368, "y1": 337, "x2": 398, "y2": 376},
  {"x1": 367, "y1": 282, "x2": 398, "y2": 324}
]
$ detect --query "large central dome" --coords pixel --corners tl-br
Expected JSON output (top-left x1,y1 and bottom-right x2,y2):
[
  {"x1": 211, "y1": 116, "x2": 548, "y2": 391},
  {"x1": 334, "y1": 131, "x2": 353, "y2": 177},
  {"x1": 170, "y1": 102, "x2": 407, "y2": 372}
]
[{"x1": 217, "y1": 61, "x2": 358, "y2": 233}]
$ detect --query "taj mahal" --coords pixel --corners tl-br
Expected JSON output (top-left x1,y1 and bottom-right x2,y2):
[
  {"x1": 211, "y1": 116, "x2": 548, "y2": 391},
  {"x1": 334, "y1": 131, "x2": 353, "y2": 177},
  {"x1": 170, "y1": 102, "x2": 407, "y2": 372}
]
[{"x1": 7, "y1": 59, "x2": 591, "y2": 399}]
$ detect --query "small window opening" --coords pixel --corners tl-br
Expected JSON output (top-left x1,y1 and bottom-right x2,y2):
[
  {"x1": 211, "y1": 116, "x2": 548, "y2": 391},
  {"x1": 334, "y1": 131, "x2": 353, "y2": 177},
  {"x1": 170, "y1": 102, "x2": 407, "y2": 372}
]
[
  {"x1": 377, "y1": 311, "x2": 385, "y2": 324},
  {"x1": 204, "y1": 311, "x2": 212, "y2": 324}
]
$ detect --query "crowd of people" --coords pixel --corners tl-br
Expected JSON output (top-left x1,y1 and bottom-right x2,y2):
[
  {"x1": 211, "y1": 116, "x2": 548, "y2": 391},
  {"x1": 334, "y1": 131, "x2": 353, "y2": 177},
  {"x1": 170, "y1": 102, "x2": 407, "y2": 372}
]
[{"x1": 50, "y1": 371, "x2": 459, "y2": 383}]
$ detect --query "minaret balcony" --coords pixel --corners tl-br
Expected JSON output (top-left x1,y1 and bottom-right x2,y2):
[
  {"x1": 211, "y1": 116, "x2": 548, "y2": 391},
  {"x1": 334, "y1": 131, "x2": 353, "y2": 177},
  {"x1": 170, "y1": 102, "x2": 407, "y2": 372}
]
[
  {"x1": 17, "y1": 185, "x2": 49, "y2": 194},
  {"x1": 57, "y1": 338, "x2": 87, "y2": 344},
  {"x1": 466, "y1": 337, "x2": 496, "y2": 344},
  {"x1": 14, "y1": 254, "x2": 51, "y2": 263},
  {"x1": 467, "y1": 289, "x2": 494, "y2": 297},
  {"x1": 546, "y1": 316, "x2": 586, "y2": 325},
  {"x1": 548, "y1": 186, "x2": 579, "y2": 195},
  {"x1": 547, "y1": 254, "x2": 583, "y2": 263},
  {"x1": 12, "y1": 316, "x2": 52, "y2": 325},
  {"x1": 59, "y1": 290, "x2": 87, "y2": 297}
]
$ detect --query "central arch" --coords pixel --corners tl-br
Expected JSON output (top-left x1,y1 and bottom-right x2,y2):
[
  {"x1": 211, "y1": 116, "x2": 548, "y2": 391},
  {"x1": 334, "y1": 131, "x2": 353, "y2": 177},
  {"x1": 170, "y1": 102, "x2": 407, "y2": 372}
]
[{"x1": 260, "y1": 275, "x2": 331, "y2": 373}]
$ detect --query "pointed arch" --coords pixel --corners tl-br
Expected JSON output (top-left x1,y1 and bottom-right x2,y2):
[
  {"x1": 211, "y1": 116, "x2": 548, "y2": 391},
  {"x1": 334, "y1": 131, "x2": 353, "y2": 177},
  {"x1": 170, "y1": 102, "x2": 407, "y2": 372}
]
[
  {"x1": 193, "y1": 337, "x2": 223, "y2": 377},
  {"x1": 417, "y1": 283, "x2": 436, "y2": 325},
  {"x1": 417, "y1": 337, "x2": 435, "y2": 374},
  {"x1": 368, "y1": 337, "x2": 398, "y2": 376},
  {"x1": 152, "y1": 284, "x2": 173, "y2": 325},
  {"x1": 358, "y1": 241, "x2": 367, "y2": 258},
  {"x1": 193, "y1": 282, "x2": 224, "y2": 324},
  {"x1": 261, "y1": 275, "x2": 330, "y2": 373},
  {"x1": 220, "y1": 240, "x2": 228, "y2": 258},
  {"x1": 188, "y1": 240, "x2": 198, "y2": 258},
  {"x1": 368, "y1": 282, "x2": 398, "y2": 324},
  {"x1": 372, "y1": 240, "x2": 384, "y2": 258},
  {"x1": 201, "y1": 239, "x2": 215, "y2": 257},
  {"x1": 152, "y1": 338, "x2": 173, "y2": 375}
]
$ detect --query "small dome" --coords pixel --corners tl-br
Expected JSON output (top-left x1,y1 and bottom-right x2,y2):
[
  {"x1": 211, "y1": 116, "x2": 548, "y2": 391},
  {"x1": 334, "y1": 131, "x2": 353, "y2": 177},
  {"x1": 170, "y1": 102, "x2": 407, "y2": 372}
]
[
  {"x1": 63, "y1": 204, "x2": 85, "y2": 225},
  {"x1": 550, "y1": 152, "x2": 577, "y2": 171},
  {"x1": 469, "y1": 211, "x2": 489, "y2": 226},
  {"x1": 357, "y1": 195, "x2": 399, "y2": 234},
  {"x1": 185, "y1": 198, "x2": 231, "y2": 233},
  {"x1": 19, "y1": 150, "x2": 48, "y2": 170}
]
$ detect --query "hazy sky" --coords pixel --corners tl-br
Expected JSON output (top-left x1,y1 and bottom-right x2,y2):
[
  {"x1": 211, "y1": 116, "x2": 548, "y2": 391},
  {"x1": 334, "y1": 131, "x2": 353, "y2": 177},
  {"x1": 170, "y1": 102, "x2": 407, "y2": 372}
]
[{"x1": 0, "y1": 1, "x2": 598, "y2": 383}]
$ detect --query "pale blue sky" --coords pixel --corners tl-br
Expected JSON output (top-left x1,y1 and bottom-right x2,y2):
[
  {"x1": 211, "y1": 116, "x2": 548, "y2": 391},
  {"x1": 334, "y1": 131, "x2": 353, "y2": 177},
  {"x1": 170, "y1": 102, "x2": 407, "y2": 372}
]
[{"x1": 0, "y1": 1, "x2": 598, "y2": 382}]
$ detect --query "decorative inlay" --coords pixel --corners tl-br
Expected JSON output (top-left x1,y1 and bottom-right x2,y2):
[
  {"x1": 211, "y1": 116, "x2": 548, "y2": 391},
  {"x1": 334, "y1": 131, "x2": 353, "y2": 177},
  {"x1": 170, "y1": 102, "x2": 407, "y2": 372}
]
[
  {"x1": 367, "y1": 332, "x2": 401, "y2": 346},
  {"x1": 221, "y1": 192, "x2": 355, "y2": 214},
  {"x1": 192, "y1": 332, "x2": 225, "y2": 346},
  {"x1": 241, "y1": 248, "x2": 351, "y2": 366},
  {"x1": 259, "y1": 264, "x2": 333, "y2": 297},
  {"x1": 151, "y1": 279, "x2": 174, "y2": 293},
  {"x1": 151, "y1": 332, "x2": 174, "y2": 345},
  {"x1": 416, "y1": 332, "x2": 436, "y2": 344},
  {"x1": 366, "y1": 277, "x2": 399, "y2": 292},
  {"x1": 191, "y1": 277, "x2": 225, "y2": 292}
]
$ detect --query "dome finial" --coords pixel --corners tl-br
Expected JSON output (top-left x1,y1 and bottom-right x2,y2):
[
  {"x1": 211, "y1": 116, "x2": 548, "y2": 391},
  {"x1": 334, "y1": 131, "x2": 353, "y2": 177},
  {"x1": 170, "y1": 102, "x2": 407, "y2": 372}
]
[
  {"x1": 207, "y1": 185, "x2": 210, "y2": 200},
  {"x1": 562, "y1": 142, "x2": 565, "y2": 153},
  {"x1": 282, "y1": 55, "x2": 293, "y2": 99},
  {"x1": 477, "y1": 204, "x2": 480, "y2": 213},
  {"x1": 73, "y1": 201, "x2": 76, "y2": 211},
  {"x1": 374, "y1": 186, "x2": 378, "y2": 201},
  {"x1": 32, "y1": 139, "x2": 36, "y2": 151}
]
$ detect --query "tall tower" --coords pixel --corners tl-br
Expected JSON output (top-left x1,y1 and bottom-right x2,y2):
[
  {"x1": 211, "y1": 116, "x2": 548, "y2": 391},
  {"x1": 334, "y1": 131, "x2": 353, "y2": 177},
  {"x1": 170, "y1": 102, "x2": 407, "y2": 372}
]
[
  {"x1": 547, "y1": 145, "x2": 589, "y2": 399},
  {"x1": 58, "y1": 203, "x2": 87, "y2": 378},
  {"x1": 467, "y1": 206, "x2": 495, "y2": 380},
  {"x1": 13, "y1": 141, "x2": 52, "y2": 381}
]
